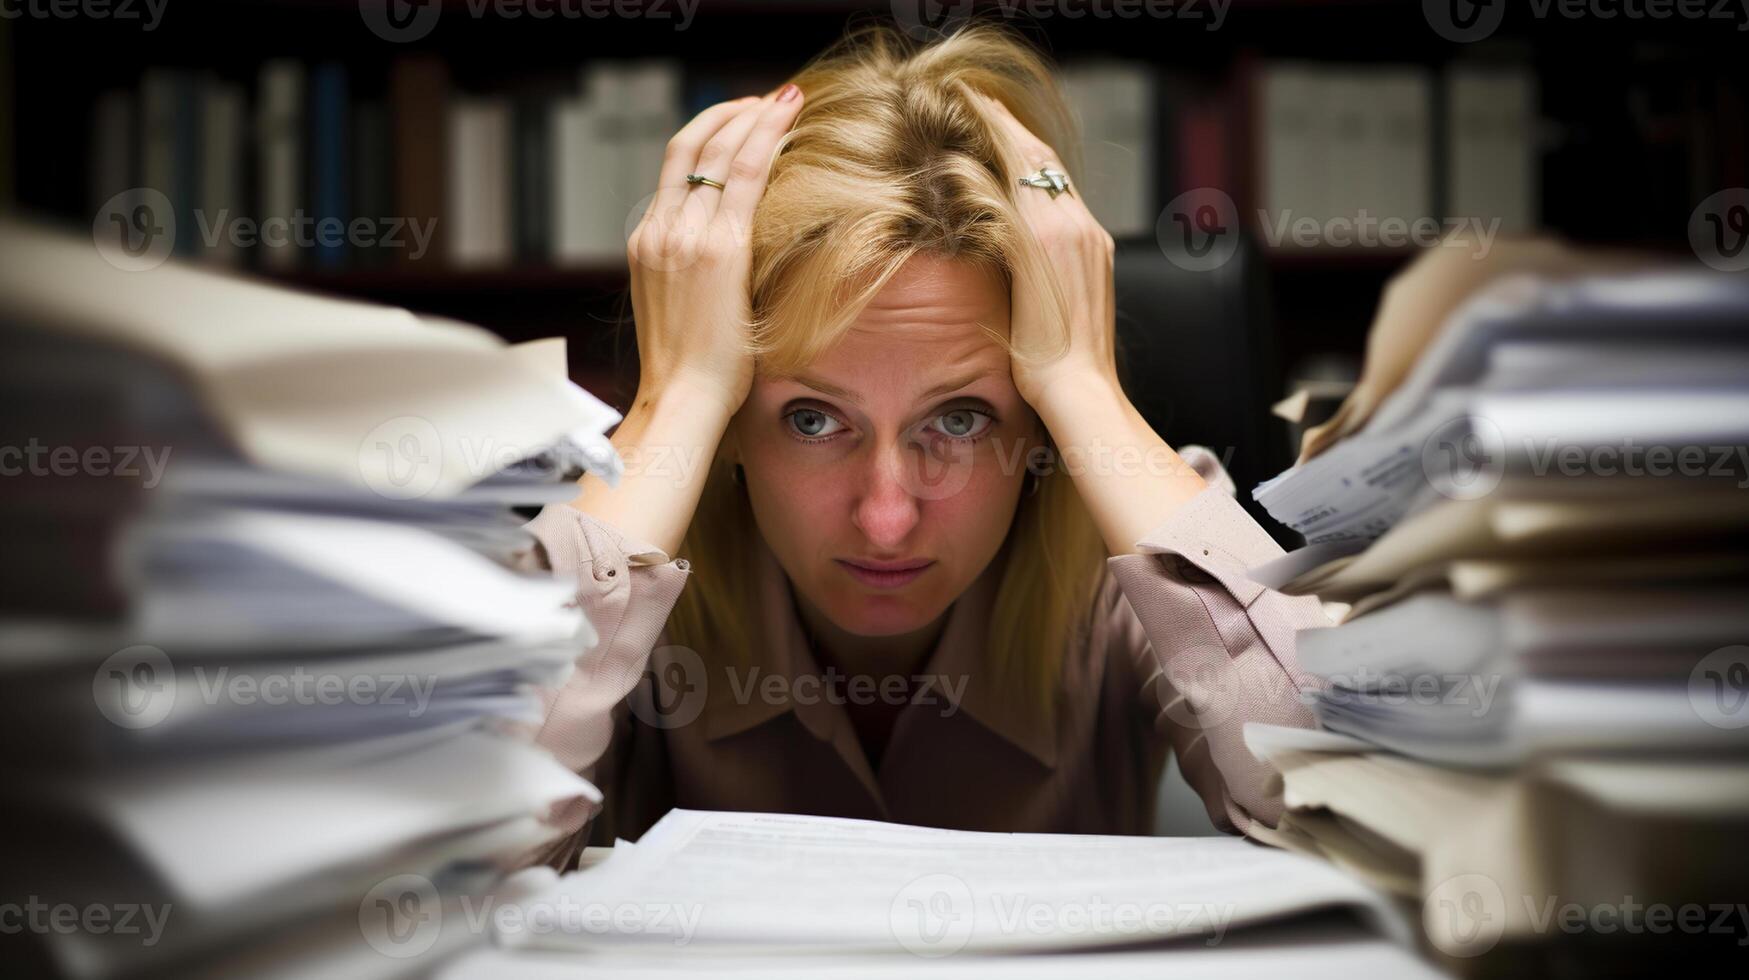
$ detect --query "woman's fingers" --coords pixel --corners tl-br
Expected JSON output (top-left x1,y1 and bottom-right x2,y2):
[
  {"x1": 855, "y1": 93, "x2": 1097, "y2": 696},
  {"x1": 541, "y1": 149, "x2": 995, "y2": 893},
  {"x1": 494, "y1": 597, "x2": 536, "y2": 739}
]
[
  {"x1": 647, "y1": 96, "x2": 761, "y2": 218},
  {"x1": 975, "y1": 92, "x2": 1108, "y2": 251},
  {"x1": 682, "y1": 91, "x2": 776, "y2": 211},
  {"x1": 716, "y1": 83, "x2": 805, "y2": 228}
]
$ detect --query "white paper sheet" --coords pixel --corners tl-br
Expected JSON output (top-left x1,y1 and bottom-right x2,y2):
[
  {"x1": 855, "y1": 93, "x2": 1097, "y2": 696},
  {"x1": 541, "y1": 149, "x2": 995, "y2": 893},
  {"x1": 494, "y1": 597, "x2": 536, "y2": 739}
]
[{"x1": 500, "y1": 809, "x2": 1405, "y2": 956}]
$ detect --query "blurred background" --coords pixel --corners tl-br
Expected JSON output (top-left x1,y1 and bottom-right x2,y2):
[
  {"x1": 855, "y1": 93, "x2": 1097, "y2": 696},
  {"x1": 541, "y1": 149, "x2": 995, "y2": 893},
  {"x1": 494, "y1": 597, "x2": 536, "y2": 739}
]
[{"x1": 4, "y1": 0, "x2": 1745, "y2": 521}]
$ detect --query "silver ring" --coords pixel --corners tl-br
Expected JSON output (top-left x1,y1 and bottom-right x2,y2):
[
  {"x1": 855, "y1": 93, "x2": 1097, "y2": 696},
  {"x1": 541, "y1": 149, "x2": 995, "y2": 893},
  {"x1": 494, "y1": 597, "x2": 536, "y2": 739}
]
[
  {"x1": 1017, "y1": 167, "x2": 1072, "y2": 200},
  {"x1": 685, "y1": 173, "x2": 726, "y2": 191}
]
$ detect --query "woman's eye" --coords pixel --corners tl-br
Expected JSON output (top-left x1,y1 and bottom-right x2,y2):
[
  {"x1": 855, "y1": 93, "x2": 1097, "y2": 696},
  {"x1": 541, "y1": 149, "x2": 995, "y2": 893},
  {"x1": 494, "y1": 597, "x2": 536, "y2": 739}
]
[
  {"x1": 786, "y1": 408, "x2": 844, "y2": 439},
  {"x1": 928, "y1": 409, "x2": 992, "y2": 440}
]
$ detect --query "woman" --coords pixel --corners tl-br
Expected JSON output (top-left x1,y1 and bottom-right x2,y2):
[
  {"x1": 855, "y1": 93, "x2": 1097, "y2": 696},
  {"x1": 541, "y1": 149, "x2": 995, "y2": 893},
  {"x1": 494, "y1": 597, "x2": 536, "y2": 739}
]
[{"x1": 518, "y1": 23, "x2": 1329, "y2": 871}]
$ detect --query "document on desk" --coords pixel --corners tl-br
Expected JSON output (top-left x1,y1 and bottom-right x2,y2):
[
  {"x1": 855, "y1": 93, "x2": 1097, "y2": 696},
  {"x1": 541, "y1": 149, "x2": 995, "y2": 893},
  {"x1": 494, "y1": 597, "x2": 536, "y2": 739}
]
[{"x1": 500, "y1": 809, "x2": 1405, "y2": 956}]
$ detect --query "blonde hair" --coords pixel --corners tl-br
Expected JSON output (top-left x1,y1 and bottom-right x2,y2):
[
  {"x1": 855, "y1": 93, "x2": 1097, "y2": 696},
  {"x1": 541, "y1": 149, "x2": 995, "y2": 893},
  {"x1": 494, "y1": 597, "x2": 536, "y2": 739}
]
[{"x1": 665, "y1": 20, "x2": 1109, "y2": 718}]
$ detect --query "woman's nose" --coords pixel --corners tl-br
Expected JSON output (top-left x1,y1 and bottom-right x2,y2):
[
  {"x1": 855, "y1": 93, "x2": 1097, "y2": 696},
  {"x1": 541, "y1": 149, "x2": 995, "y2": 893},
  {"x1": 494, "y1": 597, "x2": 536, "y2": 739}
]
[{"x1": 851, "y1": 442, "x2": 922, "y2": 549}]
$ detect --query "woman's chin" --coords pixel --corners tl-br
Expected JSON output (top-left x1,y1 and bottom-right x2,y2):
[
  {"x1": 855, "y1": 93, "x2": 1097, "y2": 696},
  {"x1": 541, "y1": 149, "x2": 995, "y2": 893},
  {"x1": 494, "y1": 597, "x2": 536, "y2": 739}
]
[{"x1": 820, "y1": 591, "x2": 949, "y2": 639}]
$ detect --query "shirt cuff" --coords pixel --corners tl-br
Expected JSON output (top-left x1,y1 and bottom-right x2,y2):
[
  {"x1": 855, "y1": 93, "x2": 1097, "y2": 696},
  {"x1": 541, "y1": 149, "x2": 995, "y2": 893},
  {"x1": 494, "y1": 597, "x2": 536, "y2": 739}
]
[
  {"x1": 521, "y1": 503, "x2": 685, "y2": 581},
  {"x1": 1127, "y1": 446, "x2": 1287, "y2": 608}
]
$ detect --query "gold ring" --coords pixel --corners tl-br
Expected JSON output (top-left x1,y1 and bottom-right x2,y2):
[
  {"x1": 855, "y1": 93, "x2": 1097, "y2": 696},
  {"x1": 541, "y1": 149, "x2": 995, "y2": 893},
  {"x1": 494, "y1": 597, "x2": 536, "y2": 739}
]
[{"x1": 685, "y1": 173, "x2": 726, "y2": 191}]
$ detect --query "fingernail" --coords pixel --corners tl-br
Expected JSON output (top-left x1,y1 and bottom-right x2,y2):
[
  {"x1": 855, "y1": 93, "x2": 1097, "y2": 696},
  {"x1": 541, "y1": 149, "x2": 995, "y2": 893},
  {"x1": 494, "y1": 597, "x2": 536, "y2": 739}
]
[{"x1": 777, "y1": 83, "x2": 801, "y2": 103}]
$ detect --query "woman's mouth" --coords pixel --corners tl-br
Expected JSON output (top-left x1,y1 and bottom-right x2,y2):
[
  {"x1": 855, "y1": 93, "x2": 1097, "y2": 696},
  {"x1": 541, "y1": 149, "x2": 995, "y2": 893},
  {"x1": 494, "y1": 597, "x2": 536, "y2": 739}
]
[{"x1": 835, "y1": 557, "x2": 935, "y2": 590}]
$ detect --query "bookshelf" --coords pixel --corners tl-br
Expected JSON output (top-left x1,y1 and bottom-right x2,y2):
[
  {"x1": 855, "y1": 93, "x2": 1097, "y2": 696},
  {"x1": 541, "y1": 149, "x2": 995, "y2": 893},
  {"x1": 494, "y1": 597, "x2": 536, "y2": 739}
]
[{"x1": 8, "y1": 0, "x2": 1745, "y2": 434}]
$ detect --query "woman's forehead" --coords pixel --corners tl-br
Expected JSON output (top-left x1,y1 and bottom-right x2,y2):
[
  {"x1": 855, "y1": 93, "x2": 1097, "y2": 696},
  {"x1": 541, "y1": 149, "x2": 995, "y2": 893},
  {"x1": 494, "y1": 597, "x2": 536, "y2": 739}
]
[
  {"x1": 755, "y1": 253, "x2": 1016, "y2": 398},
  {"x1": 857, "y1": 253, "x2": 1010, "y2": 328}
]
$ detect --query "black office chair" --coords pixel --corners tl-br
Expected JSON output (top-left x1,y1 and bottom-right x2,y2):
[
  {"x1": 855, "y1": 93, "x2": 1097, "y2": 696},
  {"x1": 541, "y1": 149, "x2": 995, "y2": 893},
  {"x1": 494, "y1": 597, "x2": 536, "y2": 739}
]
[{"x1": 1111, "y1": 236, "x2": 1292, "y2": 546}]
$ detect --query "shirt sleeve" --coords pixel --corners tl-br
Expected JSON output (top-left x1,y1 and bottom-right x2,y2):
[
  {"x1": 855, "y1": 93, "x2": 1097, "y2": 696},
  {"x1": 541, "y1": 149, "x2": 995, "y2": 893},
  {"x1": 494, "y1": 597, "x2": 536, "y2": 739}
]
[
  {"x1": 510, "y1": 502, "x2": 692, "y2": 867},
  {"x1": 1103, "y1": 446, "x2": 1330, "y2": 835}
]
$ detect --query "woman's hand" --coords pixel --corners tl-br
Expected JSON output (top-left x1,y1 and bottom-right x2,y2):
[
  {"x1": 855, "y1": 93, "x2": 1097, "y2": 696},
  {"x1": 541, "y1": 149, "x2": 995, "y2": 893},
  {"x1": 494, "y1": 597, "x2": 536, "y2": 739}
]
[
  {"x1": 977, "y1": 93, "x2": 1208, "y2": 555},
  {"x1": 974, "y1": 93, "x2": 1121, "y2": 410},
  {"x1": 627, "y1": 85, "x2": 806, "y2": 416},
  {"x1": 570, "y1": 86, "x2": 805, "y2": 556}
]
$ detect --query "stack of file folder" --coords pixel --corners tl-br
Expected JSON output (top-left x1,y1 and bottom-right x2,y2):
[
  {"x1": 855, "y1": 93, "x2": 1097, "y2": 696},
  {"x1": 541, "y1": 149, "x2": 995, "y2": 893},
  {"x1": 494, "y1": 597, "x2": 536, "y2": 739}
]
[
  {"x1": 0, "y1": 223, "x2": 618, "y2": 979},
  {"x1": 1244, "y1": 270, "x2": 1749, "y2": 969}
]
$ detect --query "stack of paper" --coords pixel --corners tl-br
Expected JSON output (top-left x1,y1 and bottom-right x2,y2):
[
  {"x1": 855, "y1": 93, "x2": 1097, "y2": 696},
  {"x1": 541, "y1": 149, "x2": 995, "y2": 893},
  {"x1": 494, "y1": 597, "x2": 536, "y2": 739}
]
[
  {"x1": 0, "y1": 222, "x2": 615, "y2": 978},
  {"x1": 429, "y1": 809, "x2": 1446, "y2": 978},
  {"x1": 1243, "y1": 270, "x2": 1749, "y2": 966}
]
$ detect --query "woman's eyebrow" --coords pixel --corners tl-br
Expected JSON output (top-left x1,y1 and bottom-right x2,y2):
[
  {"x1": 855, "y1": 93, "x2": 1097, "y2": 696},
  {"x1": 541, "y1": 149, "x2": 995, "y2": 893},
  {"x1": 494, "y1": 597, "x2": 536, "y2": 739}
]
[
  {"x1": 917, "y1": 371, "x2": 992, "y2": 401},
  {"x1": 791, "y1": 375, "x2": 862, "y2": 404}
]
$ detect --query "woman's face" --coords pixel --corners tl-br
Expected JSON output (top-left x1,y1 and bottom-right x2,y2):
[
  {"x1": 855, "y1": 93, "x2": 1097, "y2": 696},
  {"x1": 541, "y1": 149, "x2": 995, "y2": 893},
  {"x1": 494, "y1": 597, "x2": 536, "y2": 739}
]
[{"x1": 734, "y1": 254, "x2": 1039, "y2": 638}]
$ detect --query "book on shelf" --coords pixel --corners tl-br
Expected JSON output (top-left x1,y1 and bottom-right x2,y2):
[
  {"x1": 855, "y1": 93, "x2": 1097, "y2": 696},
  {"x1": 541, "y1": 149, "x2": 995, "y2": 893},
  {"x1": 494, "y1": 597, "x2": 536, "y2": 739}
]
[{"x1": 86, "y1": 52, "x2": 1749, "y2": 282}]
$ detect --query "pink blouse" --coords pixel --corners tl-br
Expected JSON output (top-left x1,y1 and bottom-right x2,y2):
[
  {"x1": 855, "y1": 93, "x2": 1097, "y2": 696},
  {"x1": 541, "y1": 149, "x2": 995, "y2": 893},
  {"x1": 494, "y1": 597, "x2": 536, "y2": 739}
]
[{"x1": 513, "y1": 447, "x2": 1328, "y2": 871}]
